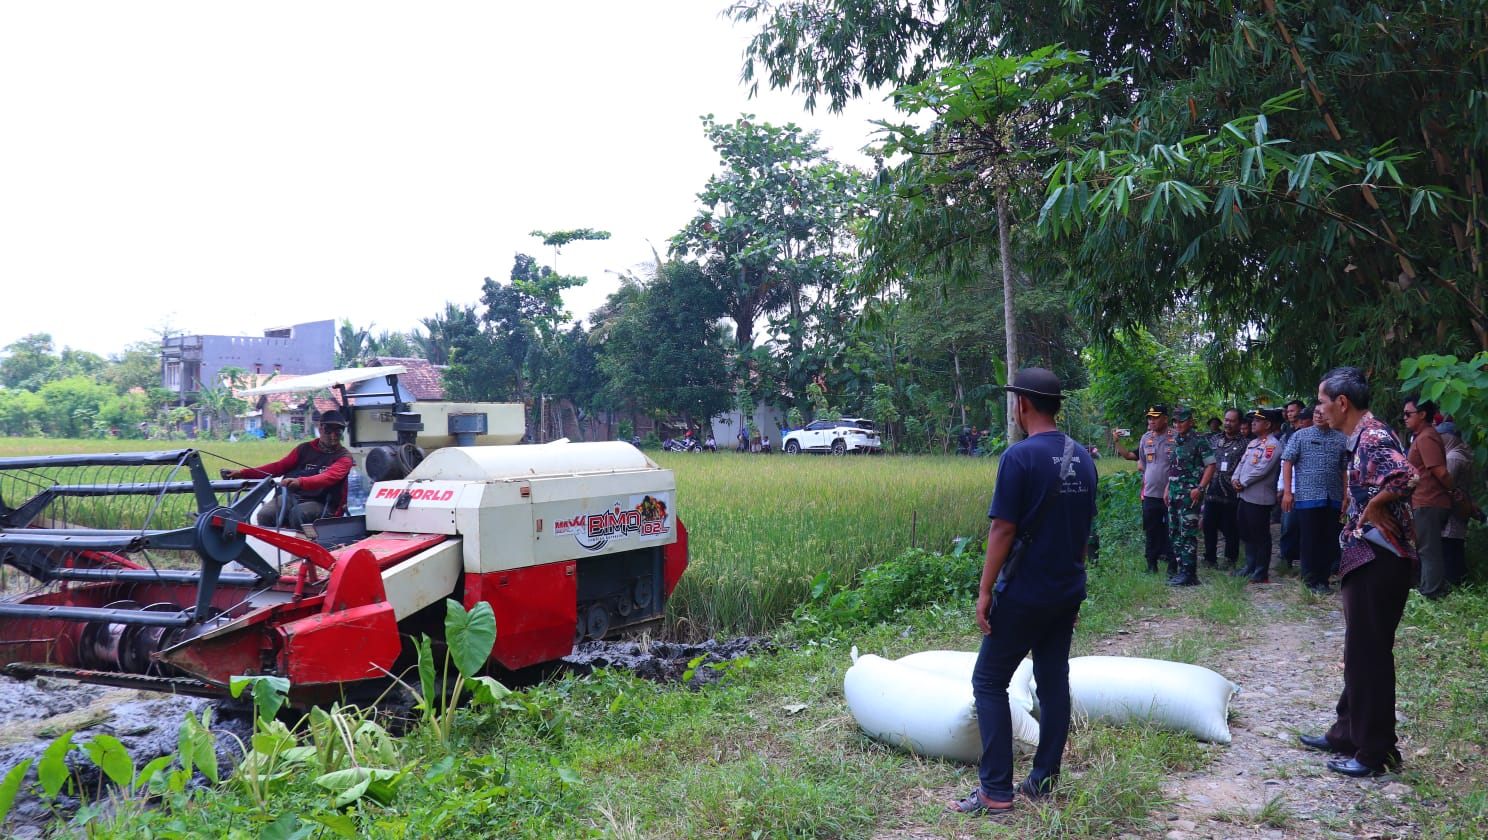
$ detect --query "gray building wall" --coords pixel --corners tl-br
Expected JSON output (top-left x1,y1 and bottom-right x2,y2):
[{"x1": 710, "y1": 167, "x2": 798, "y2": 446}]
[{"x1": 162, "y1": 320, "x2": 334, "y2": 396}]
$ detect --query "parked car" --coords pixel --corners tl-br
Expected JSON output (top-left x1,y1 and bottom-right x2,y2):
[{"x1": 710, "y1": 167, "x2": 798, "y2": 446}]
[{"x1": 782, "y1": 418, "x2": 882, "y2": 455}]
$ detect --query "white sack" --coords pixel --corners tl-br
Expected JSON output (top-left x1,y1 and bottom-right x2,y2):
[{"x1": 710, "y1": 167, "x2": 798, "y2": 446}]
[
  {"x1": 1032, "y1": 655, "x2": 1239, "y2": 744},
  {"x1": 892, "y1": 650, "x2": 1036, "y2": 715},
  {"x1": 843, "y1": 649, "x2": 1038, "y2": 765}
]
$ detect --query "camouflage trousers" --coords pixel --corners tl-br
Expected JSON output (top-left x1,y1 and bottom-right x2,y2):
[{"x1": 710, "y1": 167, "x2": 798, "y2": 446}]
[{"x1": 1168, "y1": 498, "x2": 1202, "y2": 572}]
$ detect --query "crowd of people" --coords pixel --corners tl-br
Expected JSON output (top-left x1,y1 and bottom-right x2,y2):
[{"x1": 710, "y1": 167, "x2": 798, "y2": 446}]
[
  {"x1": 1111, "y1": 392, "x2": 1476, "y2": 598},
  {"x1": 951, "y1": 366, "x2": 1464, "y2": 818}
]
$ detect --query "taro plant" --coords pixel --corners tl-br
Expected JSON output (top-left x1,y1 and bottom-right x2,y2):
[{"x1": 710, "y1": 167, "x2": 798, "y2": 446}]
[
  {"x1": 409, "y1": 598, "x2": 509, "y2": 749},
  {"x1": 2, "y1": 727, "x2": 178, "y2": 837},
  {"x1": 226, "y1": 675, "x2": 410, "y2": 812}
]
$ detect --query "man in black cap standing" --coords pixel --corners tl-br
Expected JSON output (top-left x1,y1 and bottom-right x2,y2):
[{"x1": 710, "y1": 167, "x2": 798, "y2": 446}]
[
  {"x1": 226, "y1": 409, "x2": 355, "y2": 526},
  {"x1": 1113, "y1": 403, "x2": 1176, "y2": 574},
  {"x1": 949, "y1": 368, "x2": 1097, "y2": 816},
  {"x1": 1230, "y1": 408, "x2": 1285, "y2": 582}
]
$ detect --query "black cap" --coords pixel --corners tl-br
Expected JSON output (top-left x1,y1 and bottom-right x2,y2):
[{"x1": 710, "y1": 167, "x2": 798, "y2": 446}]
[
  {"x1": 1250, "y1": 408, "x2": 1283, "y2": 426},
  {"x1": 1001, "y1": 367, "x2": 1064, "y2": 399},
  {"x1": 1146, "y1": 404, "x2": 1169, "y2": 417},
  {"x1": 318, "y1": 409, "x2": 348, "y2": 428}
]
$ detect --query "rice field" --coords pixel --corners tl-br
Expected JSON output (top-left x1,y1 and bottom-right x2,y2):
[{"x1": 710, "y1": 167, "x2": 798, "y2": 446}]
[{"x1": 656, "y1": 451, "x2": 994, "y2": 636}]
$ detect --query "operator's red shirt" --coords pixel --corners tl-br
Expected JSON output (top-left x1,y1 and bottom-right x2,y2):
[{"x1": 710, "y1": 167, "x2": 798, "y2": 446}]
[{"x1": 242, "y1": 440, "x2": 353, "y2": 512}]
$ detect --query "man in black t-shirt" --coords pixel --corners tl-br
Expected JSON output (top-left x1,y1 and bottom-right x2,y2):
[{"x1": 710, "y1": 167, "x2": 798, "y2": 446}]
[{"x1": 948, "y1": 368, "x2": 1098, "y2": 816}]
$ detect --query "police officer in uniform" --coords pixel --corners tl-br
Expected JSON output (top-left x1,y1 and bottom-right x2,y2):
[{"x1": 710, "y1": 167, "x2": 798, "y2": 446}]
[
  {"x1": 1114, "y1": 404, "x2": 1175, "y2": 575},
  {"x1": 1166, "y1": 406, "x2": 1217, "y2": 586}
]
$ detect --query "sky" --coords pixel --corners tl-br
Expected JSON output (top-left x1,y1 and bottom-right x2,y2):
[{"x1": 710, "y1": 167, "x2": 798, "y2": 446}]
[{"x1": 0, "y1": 1, "x2": 896, "y2": 359}]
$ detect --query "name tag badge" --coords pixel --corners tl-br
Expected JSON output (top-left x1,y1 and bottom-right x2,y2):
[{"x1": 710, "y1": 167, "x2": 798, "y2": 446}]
[
  {"x1": 1220, "y1": 461, "x2": 1228, "y2": 471},
  {"x1": 1146, "y1": 453, "x2": 1154, "y2": 462}
]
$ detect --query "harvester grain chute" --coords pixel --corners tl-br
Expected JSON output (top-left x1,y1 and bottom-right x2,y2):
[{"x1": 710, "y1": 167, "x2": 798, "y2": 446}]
[{"x1": 0, "y1": 367, "x2": 687, "y2": 704}]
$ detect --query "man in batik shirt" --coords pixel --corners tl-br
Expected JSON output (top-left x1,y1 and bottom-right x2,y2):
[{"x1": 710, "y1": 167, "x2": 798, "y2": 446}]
[{"x1": 1300, "y1": 367, "x2": 1418, "y2": 778}]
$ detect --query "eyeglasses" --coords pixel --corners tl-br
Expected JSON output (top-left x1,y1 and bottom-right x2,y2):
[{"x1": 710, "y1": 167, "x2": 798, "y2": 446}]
[{"x1": 1402, "y1": 410, "x2": 1420, "y2": 417}]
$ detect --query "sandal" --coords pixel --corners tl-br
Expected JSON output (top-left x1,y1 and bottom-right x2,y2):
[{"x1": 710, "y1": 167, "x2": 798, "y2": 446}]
[{"x1": 947, "y1": 790, "x2": 1015, "y2": 816}]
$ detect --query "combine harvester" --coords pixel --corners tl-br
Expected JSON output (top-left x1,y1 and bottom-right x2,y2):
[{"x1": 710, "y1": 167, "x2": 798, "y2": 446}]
[{"x1": 0, "y1": 366, "x2": 687, "y2": 704}]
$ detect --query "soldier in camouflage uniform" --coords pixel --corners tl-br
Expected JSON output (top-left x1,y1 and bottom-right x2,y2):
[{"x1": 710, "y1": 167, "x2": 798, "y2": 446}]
[{"x1": 1167, "y1": 406, "x2": 1218, "y2": 586}]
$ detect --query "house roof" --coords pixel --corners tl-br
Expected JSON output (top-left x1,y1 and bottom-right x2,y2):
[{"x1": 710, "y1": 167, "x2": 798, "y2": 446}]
[{"x1": 368, "y1": 357, "x2": 446, "y2": 400}]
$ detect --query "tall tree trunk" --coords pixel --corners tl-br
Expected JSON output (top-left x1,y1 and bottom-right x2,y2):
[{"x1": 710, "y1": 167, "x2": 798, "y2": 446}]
[
  {"x1": 997, "y1": 188, "x2": 1021, "y2": 443},
  {"x1": 951, "y1": 342, "x2": 966, "y2": 430}
]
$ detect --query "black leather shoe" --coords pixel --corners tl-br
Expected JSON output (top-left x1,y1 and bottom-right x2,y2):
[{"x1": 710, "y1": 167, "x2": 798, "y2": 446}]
[
  {"x1": 1297, "y1": 733, "x2": 1344, "y2": 753},
  {"x1": 1168, "y1": 574, "x2": 1201, "y2": 587},
  {"x1": 1327, "y1": 757, "x2": 1388, "y2": 778}
]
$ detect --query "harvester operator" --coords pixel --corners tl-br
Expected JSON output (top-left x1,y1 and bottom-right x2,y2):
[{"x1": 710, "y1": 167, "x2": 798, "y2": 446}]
[{"x1": 225, "y1": 409, "x2": 353, "y2": 526}]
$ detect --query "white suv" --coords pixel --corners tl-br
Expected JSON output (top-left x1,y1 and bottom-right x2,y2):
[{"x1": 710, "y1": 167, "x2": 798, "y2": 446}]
[{"x1": 782, "y1": 418, "x2": 882, "y2": 455}]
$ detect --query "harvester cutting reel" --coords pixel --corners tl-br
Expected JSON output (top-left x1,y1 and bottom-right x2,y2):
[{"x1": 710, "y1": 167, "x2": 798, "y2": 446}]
[{"x1": 0, "y1": 449, "x2": 323, "y2": 693}]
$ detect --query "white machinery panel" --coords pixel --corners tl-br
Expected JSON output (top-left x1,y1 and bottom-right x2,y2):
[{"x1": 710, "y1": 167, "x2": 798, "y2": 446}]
[{"x1": 363, "y1": 442, "x2": 676, "y2": 575}]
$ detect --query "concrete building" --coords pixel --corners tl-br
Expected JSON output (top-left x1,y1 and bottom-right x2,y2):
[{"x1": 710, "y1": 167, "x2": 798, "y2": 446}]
[{"x1": 160, "y1": 320, "x2": 334, "y2": 404}]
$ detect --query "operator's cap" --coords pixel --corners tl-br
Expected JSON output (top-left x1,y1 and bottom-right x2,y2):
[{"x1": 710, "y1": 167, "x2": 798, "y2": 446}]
[
  {"x1": 1146, "y1": 403, "x2": 1169, "y2": 417},
  {"x1": 1249, "y1": 408, "x2": 1283, "y2": 426},
  {"x1": 318, "y1": 409, "x2": 348, "y2": 428},
  {"x1": 1172, "y1": 406, "x2": 1194, "y2": 421},
  {"x1": 1001, "y1": 367, "x2": 1064, "y2": 399}
]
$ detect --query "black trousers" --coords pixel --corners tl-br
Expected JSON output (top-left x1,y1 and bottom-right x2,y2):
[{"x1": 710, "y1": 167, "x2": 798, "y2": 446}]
[
  {"x1": 1236, "y1": 500, "x2": 1274, "y2": 581},
  {"x1": 1279, "y1": 509, "x2": 1300, "y2": 562},
  {"x1": 1444, "y1": 537, "x2": 1467, "y2": 586},
  {"x1": 1326, "y1": 550, "x2": 1411, "y2": 769},
  {"x1": 1202, "y1": 500, "x2": 1239, "y2": 567},
  {"x1": 1142, "y1": 496, "x2": 1172, "y2": 570},
  {"x1": 1297, "y1": 505, "x2": 1341, "y2": 588}
]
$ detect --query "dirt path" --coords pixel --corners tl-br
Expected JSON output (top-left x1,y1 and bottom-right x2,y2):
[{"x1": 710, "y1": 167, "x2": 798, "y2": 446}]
[{"x1": 1094, "y1": 581, "x2": 1420, "y2": 840}]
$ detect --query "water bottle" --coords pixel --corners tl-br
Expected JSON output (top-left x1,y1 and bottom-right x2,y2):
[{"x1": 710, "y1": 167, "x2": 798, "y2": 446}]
[{"x1": 346, "y1": 468, "x2": 369, "y2": 516}]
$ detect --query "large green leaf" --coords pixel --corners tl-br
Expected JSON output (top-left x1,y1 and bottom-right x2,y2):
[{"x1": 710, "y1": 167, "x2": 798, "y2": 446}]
[
  {"x1": 444, "y1": 598, "x2": 497, "y2": 679},
  {"x1": 82, "y1": 734, "x2": 134, "y2": 789},
  {"x1": 258, "y1": 812, "x2": 312, "y2": 840},
  {"x1": 38, "y1": 731, "x2": 75, "y2": 799},
  {"x1": 0, "y1": 758, "x2": 34, "y2": 828}
]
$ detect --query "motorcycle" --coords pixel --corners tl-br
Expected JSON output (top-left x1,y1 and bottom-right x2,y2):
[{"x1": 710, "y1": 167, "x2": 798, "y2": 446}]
[{"x1": 663, "y1": 438, "x2": 703, "y2": 453}]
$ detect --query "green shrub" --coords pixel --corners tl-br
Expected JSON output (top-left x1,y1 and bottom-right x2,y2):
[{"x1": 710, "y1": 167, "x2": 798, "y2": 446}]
[{"x1": 797, "y1": 540, "x2": 982, "y2": 630}]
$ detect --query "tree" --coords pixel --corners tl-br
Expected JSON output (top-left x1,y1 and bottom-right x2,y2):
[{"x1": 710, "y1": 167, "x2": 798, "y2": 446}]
[
  {"x1": 100, "y1": 341, "x2": 163, "y2": 394},
  {"x1": 596, "y1": 260, "x2": 734, "y2": 428},
  {"x1": 335, "y1": 320, "x2": 373, "y2": 368},
  {"x1": 530, "y1": 228, "x2": 611, "y2": 275},
  {"x1": 671, "y1": 115, "x2": 864, "y2": 352},
  {"x1": 369, "y1": 329, "x2": 417, "y2": 359},
  {"x1": 868, "y1": 48, "x2": 1113, "y2": 440},
  {"x1": 0, "y1": 388, "x2": 44, "y2": 436},
  {"x1": 36, "y1": 377, "x2": 115, "y2": 438},
  {"x1": 413, "y1": 303, "x2": 479, "y2": 367},
  {"x1": 733, "y1": 0, "x2": 1488, "y2": 383},
  {"x1": 193, "y1": 366, "x2": 251, "y2": 438},
  {"x1": 1, "y1": 333, "x2": 58, "y2": 390},
  {"x1": 442, "y1": 253, "x2": 585, "y2": 430}
]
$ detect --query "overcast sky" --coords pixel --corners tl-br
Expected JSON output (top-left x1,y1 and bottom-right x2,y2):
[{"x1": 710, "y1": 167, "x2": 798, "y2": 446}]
[{"x1": 0, "y1": 1, "x2": 894, "y2": 359}]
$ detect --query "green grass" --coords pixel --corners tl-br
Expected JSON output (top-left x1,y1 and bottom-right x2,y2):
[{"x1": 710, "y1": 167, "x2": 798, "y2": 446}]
[{"x1": 6, "y1": 442, "x2": 1485, "y2": 838}]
